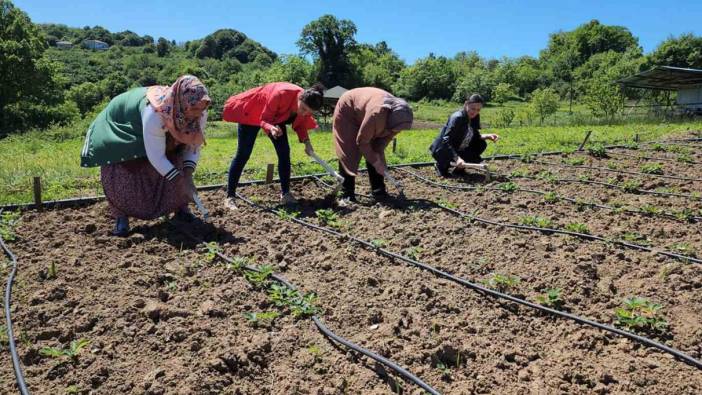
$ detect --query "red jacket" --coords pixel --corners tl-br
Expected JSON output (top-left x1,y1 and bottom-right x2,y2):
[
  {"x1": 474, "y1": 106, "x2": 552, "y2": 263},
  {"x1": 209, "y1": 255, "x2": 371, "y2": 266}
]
[{"x1": 222, "y1": 82, "x2": 318, "y2": 142}]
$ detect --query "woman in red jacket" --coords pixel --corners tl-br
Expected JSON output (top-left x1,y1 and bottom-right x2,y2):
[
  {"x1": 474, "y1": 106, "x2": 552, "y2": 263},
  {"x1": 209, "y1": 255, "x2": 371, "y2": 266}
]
[{"x1": 222, "y1": 82, "x2": 324, "y2": 209}]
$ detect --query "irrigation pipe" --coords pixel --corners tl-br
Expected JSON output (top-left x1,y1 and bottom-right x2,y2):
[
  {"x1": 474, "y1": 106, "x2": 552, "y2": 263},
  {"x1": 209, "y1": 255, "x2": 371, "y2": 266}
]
[
  {"x1": 174, "y1": 226, "x2": 440, "y2": 395},
  {"x1": 1, "y1": 230, "x2": 31, "y2": 395},
  {"x1": 397, "y1": 168, "x2": 702, "y2": 265},
  {"x1": 234, "y1": 192, "x2": 702, "y2": 370}
]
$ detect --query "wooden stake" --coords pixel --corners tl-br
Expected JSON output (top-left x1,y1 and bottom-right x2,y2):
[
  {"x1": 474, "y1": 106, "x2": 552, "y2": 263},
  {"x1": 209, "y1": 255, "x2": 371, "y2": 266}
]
[
  {"x1": 33, "y1": 176, "x2": 42, "y2": 210},
  {"x1": 392, "y1": 138, "x2": 397, "y2": 153},
  {"x1": 265, "y1": 164, "x2": 275, "y2": 184},
  {"x1": 578, "y1": 131, "x2": 593, "y2": 151}
]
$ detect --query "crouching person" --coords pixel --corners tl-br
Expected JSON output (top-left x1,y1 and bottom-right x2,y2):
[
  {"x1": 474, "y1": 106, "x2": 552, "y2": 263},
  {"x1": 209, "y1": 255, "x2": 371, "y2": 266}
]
[{"x1": 429, "y1": 94, "x2": 499, "y2": 177}]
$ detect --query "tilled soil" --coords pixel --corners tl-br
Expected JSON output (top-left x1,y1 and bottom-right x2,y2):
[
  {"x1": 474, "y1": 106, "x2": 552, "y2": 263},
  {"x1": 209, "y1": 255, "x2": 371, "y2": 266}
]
[{"x1": 2, "y1": 142, "x2": 702, "y2": 394}]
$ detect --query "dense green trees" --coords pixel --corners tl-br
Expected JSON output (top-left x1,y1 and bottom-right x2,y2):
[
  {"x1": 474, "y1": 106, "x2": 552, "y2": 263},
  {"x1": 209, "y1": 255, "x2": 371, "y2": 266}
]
[{"x1": 2, "y1": 0, "x2": 700, "y2": 136}]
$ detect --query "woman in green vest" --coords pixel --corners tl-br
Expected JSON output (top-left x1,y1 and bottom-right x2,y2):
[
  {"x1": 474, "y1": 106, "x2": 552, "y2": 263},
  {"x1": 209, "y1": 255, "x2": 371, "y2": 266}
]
[{"x1": 80, "y1": 75, "x2": 211, "y2": 236}]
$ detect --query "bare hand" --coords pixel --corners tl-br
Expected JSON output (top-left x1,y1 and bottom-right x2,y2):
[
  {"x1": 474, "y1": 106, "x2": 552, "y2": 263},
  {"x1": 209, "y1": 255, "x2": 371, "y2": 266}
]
[
  {"x1": 482, "y1": 134, "x2": 500, "y2": 142},
  {"x1": 269, "y1": 125, "x2": 283, "y2": 138},
  {"x1": 452, "y1": 157, "x2": 468, "y2": 169}
]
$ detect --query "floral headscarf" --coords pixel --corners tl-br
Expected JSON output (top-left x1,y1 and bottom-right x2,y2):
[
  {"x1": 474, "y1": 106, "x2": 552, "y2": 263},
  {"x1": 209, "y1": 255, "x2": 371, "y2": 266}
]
[{"x1": 146, "y1": 75, "x2": 211, "y2": 145}]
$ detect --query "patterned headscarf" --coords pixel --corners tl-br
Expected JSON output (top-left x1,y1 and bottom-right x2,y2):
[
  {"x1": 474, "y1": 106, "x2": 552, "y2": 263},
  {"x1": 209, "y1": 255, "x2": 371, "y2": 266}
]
[
  {"x1": 146, "y1": 75, "x2": 211, "y2": 146},
  {"x1": 383, "y1": 95, "x2": 414, "y2": 131}
]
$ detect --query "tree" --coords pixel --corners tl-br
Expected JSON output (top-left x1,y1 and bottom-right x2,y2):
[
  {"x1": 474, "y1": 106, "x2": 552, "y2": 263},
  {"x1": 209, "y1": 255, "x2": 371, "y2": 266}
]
[
  {"x1": 395, "y1": 55, "x2": 456, "y2": 101},
  {"x1": 452, "y1": 67, "x2": 495, "y2": 102},
  {"x1": 297, "y1": 15, "x2": 357, "y2": 87},
  {"x1": 493, "y1": 83, "x2": 517, "y2": 105},
  {"x1": 529, "y1": 88, "x2": 560, "y2": 125},
  {"x1": 349, "y1": 42, "x2": 405, "y2": 91},
  {"x1": 67, "y1": 82, "x2": 103, "y2": 115},
  {"x1": 0, "y1": 0, "x2": 68, "y2": 134},
  {"x1": 648, "y1": 33, "x2": 702, "y2": 69},
  {"x1": 156, "y1": 37, "x2": 170, "y2": 57}
]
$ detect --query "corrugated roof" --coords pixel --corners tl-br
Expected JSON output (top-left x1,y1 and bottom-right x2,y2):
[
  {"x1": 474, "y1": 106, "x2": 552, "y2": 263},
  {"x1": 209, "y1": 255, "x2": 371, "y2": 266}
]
[
  {"x1": 618, "y1": 66, "x2": 702, "y2": 90},
  {"x1": 323, "y1": 86, "x2": 348, "y2": 99}
]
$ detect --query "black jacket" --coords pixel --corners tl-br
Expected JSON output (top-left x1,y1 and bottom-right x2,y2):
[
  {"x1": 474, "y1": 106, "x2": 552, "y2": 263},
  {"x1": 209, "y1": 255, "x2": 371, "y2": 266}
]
[{"x1": 429, "y1": 109, "x2": 481, "y2": 162}]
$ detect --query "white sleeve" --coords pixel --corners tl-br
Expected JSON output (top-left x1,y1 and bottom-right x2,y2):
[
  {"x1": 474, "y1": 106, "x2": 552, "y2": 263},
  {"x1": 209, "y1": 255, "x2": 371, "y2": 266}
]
[
  {"x1": 183, "y1": 111, "x2": 207, "y2": 170},
  {"x1": 142, "y1": 106, "x2": 180, "y2": 181}
]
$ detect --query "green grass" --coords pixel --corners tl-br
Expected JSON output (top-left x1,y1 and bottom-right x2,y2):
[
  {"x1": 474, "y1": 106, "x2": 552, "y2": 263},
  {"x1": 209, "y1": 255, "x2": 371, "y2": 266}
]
[{"x1": 1, "y1": 113, "x2": 701, "y2": 204}]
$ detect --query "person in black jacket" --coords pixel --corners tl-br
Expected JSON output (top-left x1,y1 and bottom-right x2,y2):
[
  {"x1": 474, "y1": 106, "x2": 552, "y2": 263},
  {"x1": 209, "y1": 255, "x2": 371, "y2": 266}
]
[{"x1": 429, "y1": 94, "x2": 499, "y2": 177}]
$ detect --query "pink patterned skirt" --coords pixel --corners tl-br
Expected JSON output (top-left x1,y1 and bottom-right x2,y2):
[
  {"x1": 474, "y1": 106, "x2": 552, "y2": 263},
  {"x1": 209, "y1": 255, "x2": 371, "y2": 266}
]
[{"x1": 100, "y1": 155, "x2": 188, "y2": 220}]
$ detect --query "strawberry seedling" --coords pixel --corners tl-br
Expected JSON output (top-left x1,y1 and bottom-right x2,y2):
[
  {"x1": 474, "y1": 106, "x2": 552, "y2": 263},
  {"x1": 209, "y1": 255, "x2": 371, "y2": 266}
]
[
  {"x1": 438, "y1": 199, "x2": 457, "y2": 209},
  {"x1": 621, "y1": 232, "x2": 651, "y2": 246},
  {"x1": 640, "y1": 163, "x2": 664, "y2": 175},
  {"x1": 482, "y1": 273, "x2": 520, "y2": 292},
  {"x1": 204, "y1": 242, "x2": 220, "y2": 263},
  {"x1": 588, "y1": 144, "x2": 607, "y2": 158},
  {"x1": 536, "y1": 288, "x2": 563, "y2": 308},
  {"x1": 371, "y1": 239, "x2": 387, "y2": 248},
  {"x1": 244, "y1": 265, "x2": 274, "y2": 288},
  {"x1": 0, "y1": 211, "x2": 20, "y2": 241},
  {"x1": 519, "y1": 215, "x2": 553, "y2": 228},
  {"x1": 606, "y1": 162, "x2": 619, "y2": 170},
  {"x1": 510, "y1": 168, "x2": 530, "y2": 178},
  {"x1": 566, "y1": 157, "x2": 585, "y2": 166},
  {"x1": 640, "y1": 205, "x2": 662, "y2": 216},
  {"x1": 543, "y1": 191, "x2": 559, "y2": 203},
  {"x1": 243, "y1": 311, "x2": 279, "y2": 328},
  {"x1": 498, "y1": 182, "x2": 518, "y2": 193},
  {"x1": 615, "y1": 297, "x2": 668, "y2": 333},
  {"x1": 565, "y1": 222, "x2": 590, "y2": 234},
  {"x1": 404, "y1": 246, "x2": 423, "y2": 260},
  {"x1": 669, "y1": 242, "x2": 697, "y2": 258},
  {"x1": 39, "y1": 339, "x2": 90, "y2": 362},
  {"x1": 621, "y1": 180, "x2": 641, "y2": 193},
  {"x1": 275, "y1": 208, "x2": 300, "y2": 221},
  {"x1": 315, "y1": 209, "x2": 341, "y2": 229}
]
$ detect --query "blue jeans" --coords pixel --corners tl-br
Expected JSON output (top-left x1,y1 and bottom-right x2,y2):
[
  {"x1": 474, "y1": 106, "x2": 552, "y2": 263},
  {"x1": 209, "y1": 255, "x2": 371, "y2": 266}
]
[{"x1": 227, "y1": 124, "x2": 291, "y2": 197}]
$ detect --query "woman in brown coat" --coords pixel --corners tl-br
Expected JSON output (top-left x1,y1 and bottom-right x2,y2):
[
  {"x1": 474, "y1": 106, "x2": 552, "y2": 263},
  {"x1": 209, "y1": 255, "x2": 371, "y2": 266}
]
[{"x1": 333, "y1": 87, "x2": 413, "y2": 202}]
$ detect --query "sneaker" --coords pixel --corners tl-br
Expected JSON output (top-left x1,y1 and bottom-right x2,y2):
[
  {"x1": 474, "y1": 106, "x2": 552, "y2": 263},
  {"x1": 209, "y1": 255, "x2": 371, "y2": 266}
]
[
  {"x1": 281, "y1": 192, "x2": 298, "y2": 205},
  {"x1": 337, "y1": 195, "x2": 357, "y2": 208},
  {"x1": 112, "y1": 216, "x2": 129, "y2": 237},
  {"x1": 224, "y1": 196, "x2": 238, "y2": 211}
]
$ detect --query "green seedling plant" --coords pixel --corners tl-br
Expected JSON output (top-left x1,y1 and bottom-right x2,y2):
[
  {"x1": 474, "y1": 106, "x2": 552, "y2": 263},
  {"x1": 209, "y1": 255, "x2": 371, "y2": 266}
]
[
  {"x1": 670, "y1": 242, "x2": 697, "y2": 258},
  {"x1": 290, "y1": 292, "x2": 320, "y2": 318},
  {"x1": 651, "y1": 143, "x2": 665, "y2": 152},
  {"x1": 543, "y1": 191, "x2": 559, "y2": 203},
  {"x1": 0, "y1": 211, "x2": 20, "y2": 241},
  {"x1": 606, "y1": 162, "x2": 619, "y2": 170},
  {"x1": 267, "y1": 284, "x2": 320, "y2": 318},
  {"x1": 677, "y1": 153, "x2": 693, "y2": 163},
  {"x1": 404, "y1": 246, "x2": 423, "y2": 260},
  {"x1": 588, "y1": 144, "x2": 608, "y2": 158},
  {"x1": 40, "y1": 339, "x2": 90, "y2": 362},
  {"x1": 0, "y1": 324, "x2": 8, "y2": 346},
  {"x1": 244, "y1": 265, "x2": 274, "y2": 288},
  {"x1": 226, "y1": 256, "x2": 250, "y2": 272},
  {"x1": 520, "y1": 153, "x2": 535, "y2": 163},
  {"x1": 566, "y1": 157, "x2": 585, "y2": 166},
  {"x1": 536, "y1": 288, "x2": 563, "y2": 308},
  {"x1": 204, "y1": 242, "x2": 220, "y2": 263},
  {"x1": 438, "y1": 199, "x2": 458, "y2": 209},
  {"x1": 315, "y1": 209, "x2": 341, "y2": 229},
  {"x1": 275, "y1": 208, "x2": 300, "y2": 221},
  {"x1": 243, "y1": 311, "x2": 279, "y2": 328},
  {"x1": 640, "y1": 205, "x2": 662, "y2": 216},
  {"x1": 436, "y1": 362, "x2": 452, "y2": 380},
  {"x1": 624, "y1": 142, "x2": 639, "y2": 150},
  {"x1": 483, "y1": 273, "x2": 520, "y2": 292},
  {"x1": 565, "y1": 223, "x2": 590, "y2": 234},
  {"x1": 640, "y1": 163, "x2": 664, "y2": 175},
  {"x1": 621, "y1": 232, "x2": 651, "y2": 246},
  {"x1": 664, "y1": 145, "x2": 690, "y2": 154},
  {"x1": 674, "y1": 209, "x2": 695, "y2": 222},
  {"x1": 536, "y1": 170, "x2": 557, "y2": 183},
  {"x1": 307, "y1": 344, "x2": 324, "y2": 362},
  {"x1": 621, "y1": 180, "x2": 641, "y2": 193},
  {"x1": 371, "y1": 239, "x2": 387, "y2": 248},
  {"x1": 519, "y1": 215, "x2": 553, "y2": 228},
  {"x1": 615, "y1": 297, "x2": 668, "y2": 333},
  {"x1": 577, "y1": 174, "x2": 591, "y2": 182},
  {"x1": 498, "y1": 182, "x2": 518, "y2": 193},
  {"x1": 65, "y1": 385, "x2": 81, "y2": 394},
  {"x1": 510, "y1": 168, "x2": 530, "y2": 178}
]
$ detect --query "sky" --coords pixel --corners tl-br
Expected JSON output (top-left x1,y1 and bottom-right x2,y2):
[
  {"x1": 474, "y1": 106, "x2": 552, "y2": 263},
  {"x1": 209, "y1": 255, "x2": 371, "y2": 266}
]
[{"x1": 14, "y1": 0, "x2": 702, "y2": 63}]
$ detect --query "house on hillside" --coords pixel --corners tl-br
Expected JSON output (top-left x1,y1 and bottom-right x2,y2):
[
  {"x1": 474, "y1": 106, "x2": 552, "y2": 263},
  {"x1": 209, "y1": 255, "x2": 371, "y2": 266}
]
[
  {"x1": 56, "y1": 41, "x2": 73, "y2": 49},
  {"x1": 317, "y1": 85, "x2": 349, "y2": 128},
  {"x1": 618, "y1": 66, "x2": 702, "y2": 116},
  {"x1": 83, "y1": 39, "x2": 109, "y2": 50}
]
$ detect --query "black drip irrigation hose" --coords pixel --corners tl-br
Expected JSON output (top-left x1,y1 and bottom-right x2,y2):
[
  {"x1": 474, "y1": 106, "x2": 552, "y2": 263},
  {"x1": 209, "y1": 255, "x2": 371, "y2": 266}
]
[
  {"x1": 1, "y1": 235, "x2": 31, "y2": 395},
  {"x1": 174, "y1": 227, "x2": 440, "y2": 395},
  {"x1": 390, "y1": 168, "x2": 702, "y2": 223},
  {"x1": 606, "y1": 151, "x2": 702, "y2": 165},
  {"x1": 234, "y1": 192, "x2": 702, "y2": 370},
  {"x1": 397, "y1": 168, "x2": 702, "y2": 265},
  {"x1": 532, "y1": 158, "x2": 702, "y2": 183}
]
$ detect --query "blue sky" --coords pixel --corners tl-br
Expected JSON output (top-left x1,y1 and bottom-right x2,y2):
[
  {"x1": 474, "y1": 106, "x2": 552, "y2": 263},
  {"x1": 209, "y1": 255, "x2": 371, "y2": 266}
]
[{"x1": 15, "y1": 0, "x2": 702, "y2": 63}]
